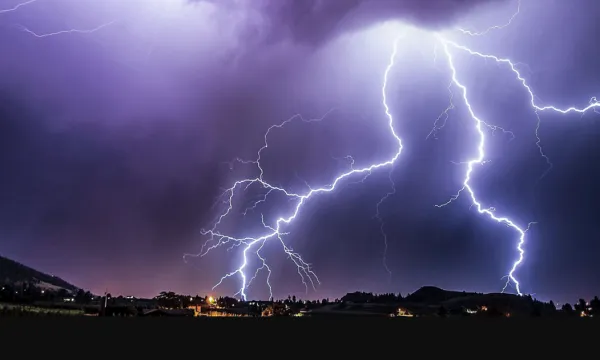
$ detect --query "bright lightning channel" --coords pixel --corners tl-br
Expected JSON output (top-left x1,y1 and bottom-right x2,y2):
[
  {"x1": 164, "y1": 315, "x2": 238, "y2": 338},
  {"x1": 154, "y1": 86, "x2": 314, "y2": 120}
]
[
  {"x1": 433, "y1": 3, "x2": 599, "y2": 294},
  {"x1": 187, "y1": 36, "x2": 405, "y2": 301},
  {"x1": 435, "y1": 35, "x2": 536, "y2": 295},
  {"x1": 441, "y1": 39, "x2": 600, "y2": 115}
]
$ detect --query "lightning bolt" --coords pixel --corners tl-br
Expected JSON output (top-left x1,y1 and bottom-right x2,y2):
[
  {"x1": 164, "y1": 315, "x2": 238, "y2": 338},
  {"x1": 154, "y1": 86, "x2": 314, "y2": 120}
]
[
  {"x1": 0, "y1": 0, "x2": 37, "y2": 14},
  {"x1": 16, "y1": 20, "x2": 115, "y2": 38},
  {"x1": 431, "y1": 3, "x2": 598, "y2": 295},
  {"x1": 443, "y1": 38, "x2": 598, "y2": 181},
  {"x1": 426, "y1": 80, "x2": 455, "y2": 140},
  {"x1": 8, "y1": 0, "x2": 593, "y2": 300},
  {"x1": 186, "y1": 37, "x2": 404, "y2": 301},
  {"x1": 199, "y1": 0, "x2": 599, "y2": 299},
  {"x1": 441, "y1": 40, "x2": 600, "y2": 115},
  {"x1": 435, "y1": 35, "x2": 535, "y2": 295},
  {"x1": 7, "y1": 0, "x2": 593, "y2": 300},
  {"x1": 374, "y1": 167, "x2": 396, "y2": 280},
  {"x1": 457, "y1": 0, "x2": 521, "y2": 36},
  {"x1": 0, "y1": 0, "x2": 114, "y2": 38}
]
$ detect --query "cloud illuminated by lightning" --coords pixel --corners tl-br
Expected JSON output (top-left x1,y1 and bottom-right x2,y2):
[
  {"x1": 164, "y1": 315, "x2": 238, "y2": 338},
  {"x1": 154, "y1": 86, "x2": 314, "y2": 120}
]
[
  {"x1": 8, "y1": 0, "x2": 599, "y2": 300},
  {"x1": 185, "y1": 37, "x2": 405, "y2": 301},
  {"x1": 198, "y1": 0, "x2": 600, "y2": 299}
]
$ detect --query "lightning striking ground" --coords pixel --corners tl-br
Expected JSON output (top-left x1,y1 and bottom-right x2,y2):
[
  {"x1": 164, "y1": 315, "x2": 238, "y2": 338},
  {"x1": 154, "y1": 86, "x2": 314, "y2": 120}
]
[
  {"x1": 8, "y1": 0, "x2": 599, "y2": 300},
  {"x1": 185, "y1": 37, "x2": 405, "y2": 300},
  {"x1": 429, "y1": 0, "x2": 598, "y2": 294},
  {"x1": 435, "y1": 35, "x2": 535, "y2": 295},
  {"x1": 198, "y1": 1, "x2": 600, "y2": 298}
]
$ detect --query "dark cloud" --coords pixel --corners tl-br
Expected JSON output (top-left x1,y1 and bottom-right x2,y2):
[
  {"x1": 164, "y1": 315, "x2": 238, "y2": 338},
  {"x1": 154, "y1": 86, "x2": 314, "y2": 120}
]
[
  {"x1": 4, "y1": 0, "x2": 600, "y2": 303},
  {"x1": 192, "y1": 0, "x2": 508, "y2": 45}
]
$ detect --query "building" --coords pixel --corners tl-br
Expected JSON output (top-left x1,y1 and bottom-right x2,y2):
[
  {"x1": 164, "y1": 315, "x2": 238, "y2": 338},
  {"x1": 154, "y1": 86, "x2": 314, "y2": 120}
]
[
  {"x1": 261, "y1": 303, "x2": 289, "y2": 317},
  {"x1": 187, "y1": 304, "x2": 202, "y2": 317},
  {"x1": 200, "y1": 306, "x2": 251, "y2": 317},
  {"x1": 395, "y1": 307, "x2": 414, "y2": 317}
]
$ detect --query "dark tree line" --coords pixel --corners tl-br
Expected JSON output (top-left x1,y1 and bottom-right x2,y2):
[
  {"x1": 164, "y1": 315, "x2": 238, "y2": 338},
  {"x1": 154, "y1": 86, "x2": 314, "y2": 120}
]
[
  {"x1": 280, "y1": 295, "x2": 332, "y2": 306},
  {"x1": 341, "y1": 291, "x2": 404, "y2": 303},
  {"x1": 154, "y1": 291, "x2": 205, "y2": 309},
  {"x1": 0, "y1": 282, "x2": 92, "y2": 304},
  {"x1": 153, "y1": 291, "x2": 242, "y2": 309},
  {"x1": 560, "y1": 296, "x2": 599, "y2": 317}
]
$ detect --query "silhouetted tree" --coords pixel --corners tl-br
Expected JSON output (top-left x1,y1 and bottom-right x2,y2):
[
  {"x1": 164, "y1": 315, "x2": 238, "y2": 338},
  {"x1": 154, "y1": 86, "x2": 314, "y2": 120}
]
[
  {"x1": 341, "y1": 291, "x2": 380, "y2": 303},
  {"x1": 590, "y1": 296, "x2": 600, "y2": 316},
  {"x1": 74, "y1": 289, "x2": 92, "y2": 304},
  {"x1": 56, "y1": 288, "x2": 69, "y2": 299},
  {"x1": 217, "y1": 296, "x2": 238, "y2": 308},
  {"x1": 486, "y1": 307, "x2": 503, "y2": 318},
  {"x1": 575, "y1": 298, "x2": 587, "y2": 314},
  {"x1": 531, "y1": 304, "x2": 542, "y2": 317},
  {"x1": 75, "y1": 289, "x2": 84, "y2": 302},
  {"x1": 561, "y1": 303, "x2": 574, "y2": 314},
  {"x1": 437, "y1": 306, "x2": 447, "y2": 317},
  {"x1": 156, "y1": 291, "x2": 183, "y2": 309}
]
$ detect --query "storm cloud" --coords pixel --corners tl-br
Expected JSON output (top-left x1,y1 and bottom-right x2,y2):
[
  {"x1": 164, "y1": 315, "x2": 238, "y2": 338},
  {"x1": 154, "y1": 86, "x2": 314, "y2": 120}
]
[
  {"x1": 2, "y1": 0, "x2": 599, "y2": 302},
  {"x1": 190, "y1": 0, "x2": 508, "y2": 46}
]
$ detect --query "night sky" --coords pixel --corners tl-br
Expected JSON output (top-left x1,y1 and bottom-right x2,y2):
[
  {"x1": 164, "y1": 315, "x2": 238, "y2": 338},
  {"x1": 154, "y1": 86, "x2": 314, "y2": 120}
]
[{"x1": 1, "y1": 0, "x2": 599, "y2": 303}]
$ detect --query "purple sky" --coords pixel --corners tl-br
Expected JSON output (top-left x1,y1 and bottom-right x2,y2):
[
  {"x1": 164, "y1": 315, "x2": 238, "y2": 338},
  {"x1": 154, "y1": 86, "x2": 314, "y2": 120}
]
[{"x1": 1, "y1": 0, "x2": 599, "y2": 303}]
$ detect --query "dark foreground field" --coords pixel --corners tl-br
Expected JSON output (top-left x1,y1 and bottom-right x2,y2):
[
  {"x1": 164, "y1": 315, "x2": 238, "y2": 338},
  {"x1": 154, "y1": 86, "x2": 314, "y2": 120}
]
[{"x1": 1, "y1": 316, "x2": 594, "y2": 356}]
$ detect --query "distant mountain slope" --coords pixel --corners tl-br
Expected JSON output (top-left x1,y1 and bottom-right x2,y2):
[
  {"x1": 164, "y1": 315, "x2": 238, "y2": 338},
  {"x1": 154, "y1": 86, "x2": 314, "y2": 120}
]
[
  {"x1": 0, "y1": 255, "x2": 79, "y2": 292},
  {"x1": 401, "y1": 286, "x2": 546, "y2": 315},
  {"x1": 440, "y1": 292, "x2": 534, "y2": 312},
  {"x1": 405, "y1": 286, "x2": 480, "y2": 304}
]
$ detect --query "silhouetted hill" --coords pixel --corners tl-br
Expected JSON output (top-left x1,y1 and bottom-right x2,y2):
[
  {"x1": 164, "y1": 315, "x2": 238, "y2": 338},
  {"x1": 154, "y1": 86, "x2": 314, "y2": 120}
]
[
  {"x1": 442, "y1": 292, "x2": 532, "y2": 312},
  {"x1": 405, "y1": 286, "x2": 479, "y2": 304},
  {"x1": 399, "y1": 286, "x2": 553, "y2": 316},
  {"x1": 0, "y1": 255, "x2": 79, "y2": 292}
]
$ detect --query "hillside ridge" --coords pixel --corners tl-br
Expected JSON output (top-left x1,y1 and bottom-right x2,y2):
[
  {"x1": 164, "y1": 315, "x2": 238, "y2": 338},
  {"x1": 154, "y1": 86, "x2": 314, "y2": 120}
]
[{"x1": 0, "y1": 255, "x2": 79, "y2": 292}]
